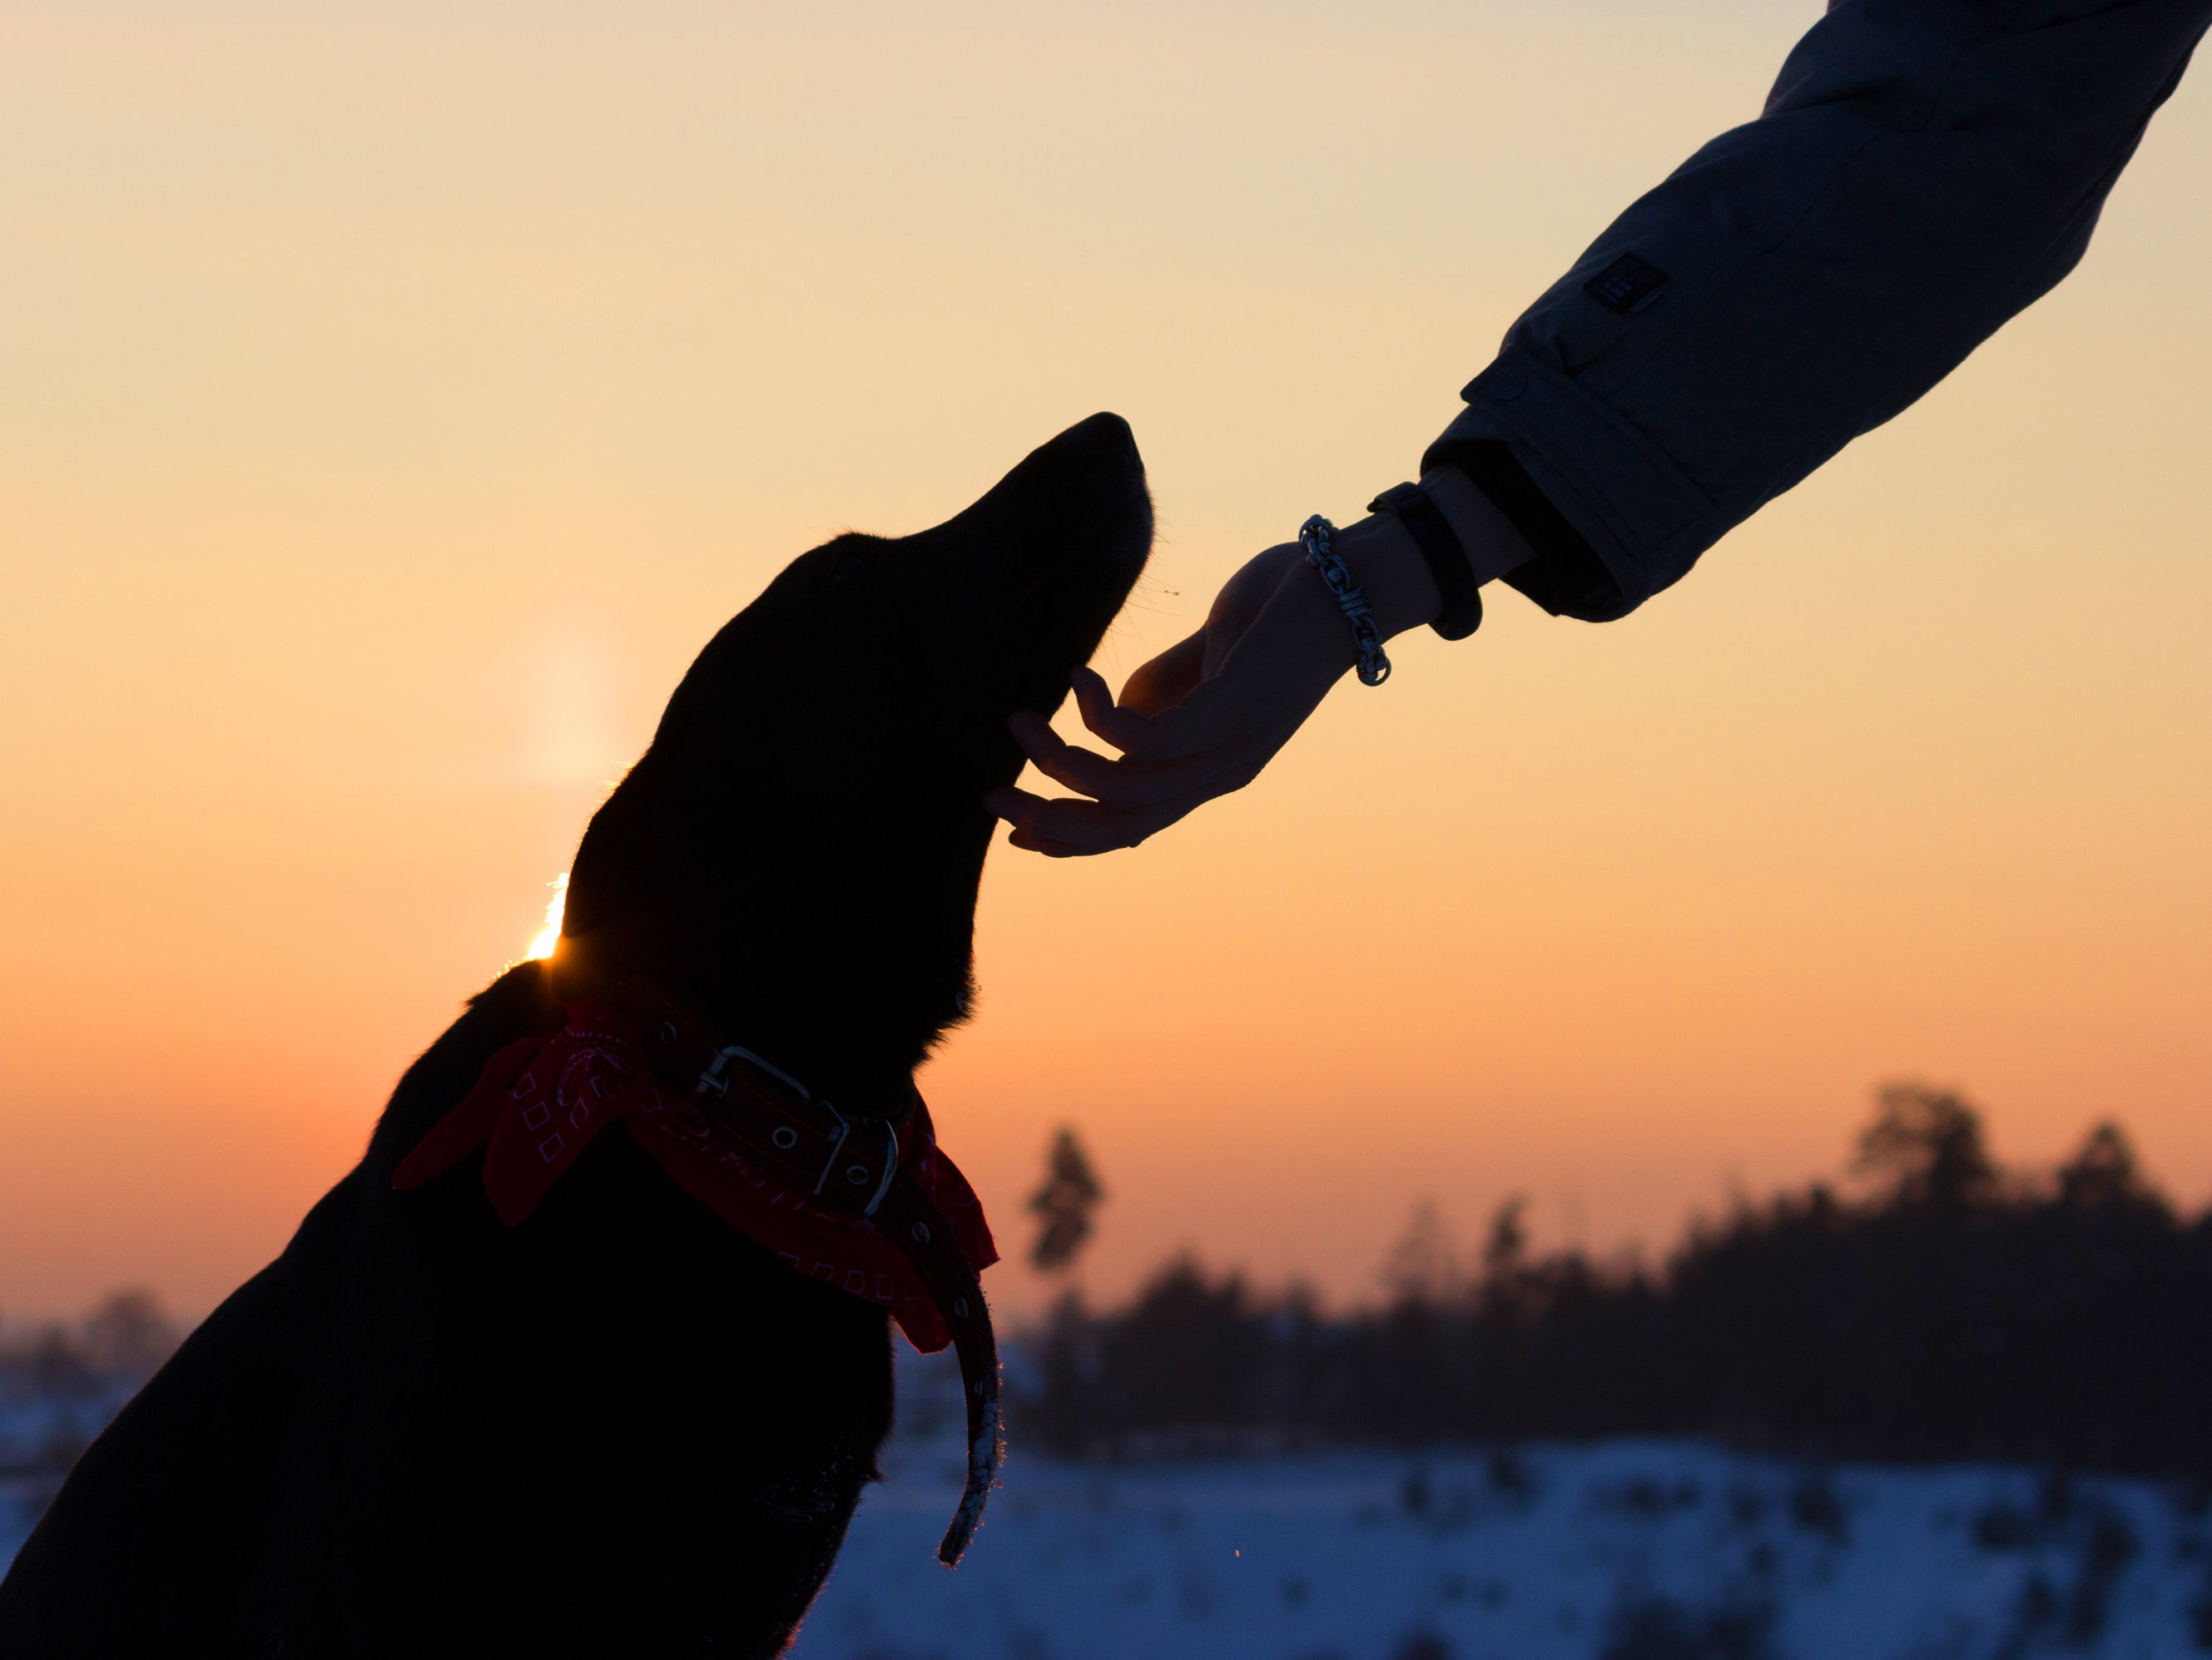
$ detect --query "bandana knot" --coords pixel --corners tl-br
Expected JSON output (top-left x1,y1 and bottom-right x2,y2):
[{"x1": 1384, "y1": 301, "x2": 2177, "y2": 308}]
[{"x1": 393, "y1": 1007, "x2": 996, "y2": 1353}]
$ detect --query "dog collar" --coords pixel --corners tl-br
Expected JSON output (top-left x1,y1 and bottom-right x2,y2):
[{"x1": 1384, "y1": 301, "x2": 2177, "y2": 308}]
[{"x1": 393, "y1": 970, "x2": 1004, "y2": 1567}]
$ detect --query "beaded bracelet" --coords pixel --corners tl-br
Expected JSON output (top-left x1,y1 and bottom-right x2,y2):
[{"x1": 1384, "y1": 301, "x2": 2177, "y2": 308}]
[{"x1": 1299, "y1": 515, "x2": 1391, "y2": 687}]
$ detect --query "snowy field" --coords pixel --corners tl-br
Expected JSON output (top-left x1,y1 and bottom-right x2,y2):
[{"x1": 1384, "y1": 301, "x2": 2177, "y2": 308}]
[
  {"x1": 795, "y1": 1358, "x2": 2212, "y2": 1660},
  {"x1": 8, "y1": 1355, "x2": 2212, "y2": 1658},
  {"x1": 0, "y1": 1367, "x2": 139, "y2": 1576}
]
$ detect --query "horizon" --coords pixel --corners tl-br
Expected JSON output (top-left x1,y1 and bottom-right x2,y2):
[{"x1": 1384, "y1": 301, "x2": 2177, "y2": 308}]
[
  {"x1": 0, "y1": 1079, "x2": 2186, "y2": 1328},
  {"x1": 4, "y1": 0, "x2": 2209, "y2": 1326}
]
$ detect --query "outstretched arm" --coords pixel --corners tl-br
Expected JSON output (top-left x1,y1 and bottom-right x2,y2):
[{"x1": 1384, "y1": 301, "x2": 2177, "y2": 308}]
[{"x1": 993, "y1": 0, "x2": 2211, "y2": 856}]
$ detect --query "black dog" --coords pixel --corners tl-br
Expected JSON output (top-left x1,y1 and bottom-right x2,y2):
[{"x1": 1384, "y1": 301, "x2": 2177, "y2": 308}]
[{"x1": 0, "y1": 414, "x2": 1153, "y2": 1658}]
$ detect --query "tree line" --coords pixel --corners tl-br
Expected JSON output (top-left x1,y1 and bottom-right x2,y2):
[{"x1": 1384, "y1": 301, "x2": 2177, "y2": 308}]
[{"x1": 1016, "y1": 1085, "x2": 2212, "y2": 1476}]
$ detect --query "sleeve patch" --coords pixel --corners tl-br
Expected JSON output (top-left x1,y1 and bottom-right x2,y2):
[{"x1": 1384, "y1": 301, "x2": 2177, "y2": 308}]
[{"x1": 1584, "y1": 253, "x2": 1669, "y2": 315}]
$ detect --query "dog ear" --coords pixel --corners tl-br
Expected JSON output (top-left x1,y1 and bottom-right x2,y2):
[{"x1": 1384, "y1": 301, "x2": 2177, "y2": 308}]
[{"x1": 828, "y1": 544, "x2": 871, "y2": 587}]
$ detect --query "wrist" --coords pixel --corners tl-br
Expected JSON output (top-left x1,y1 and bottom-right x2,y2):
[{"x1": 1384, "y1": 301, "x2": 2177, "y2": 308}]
[
  {"x1": 1329, "y1": 512, "x2": 1443, "y2": 642},
  {"x1": 1420, "y1": 464, "x2": 1535, "y2": 586},
  {"x1": 1330, "y1": 467, "x2": 1535, "y2": 645}
]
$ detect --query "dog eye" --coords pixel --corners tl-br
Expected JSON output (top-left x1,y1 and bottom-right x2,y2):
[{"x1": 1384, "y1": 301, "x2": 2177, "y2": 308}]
[{"x1": 831, "y1": 550, "x2": 870, "y2": 587}]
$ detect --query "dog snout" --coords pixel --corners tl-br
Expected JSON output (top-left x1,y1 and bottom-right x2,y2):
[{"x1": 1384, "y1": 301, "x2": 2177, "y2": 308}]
[{"x1": 1050, "y1": 411, "x2": 1142, "y2": 474}]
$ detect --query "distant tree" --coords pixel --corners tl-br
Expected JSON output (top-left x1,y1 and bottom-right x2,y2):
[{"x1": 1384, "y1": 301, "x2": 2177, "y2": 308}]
[
  {"x1": 1472, "y1": 1194, "x2": 1537, "y2": 1336},
  {"x1": 1381, "y1": 1200, "x2": 1461, "y2": 1307},
  {"x1": 1025, "y1": 1253, "x2": 1270, "y2": 1453},
  {"x1": 1853, "y1": 1082, "x2": 1997, "y2": 1210},
  {"x1": 1027, "y1": 1127, "x2": 1105, "y2": 1273},
  {"x1": 78, "y1": 1288, "x2": 175, "y2": 1377},
  {"x1": 1482, "y1": 1195, "x2": 1531, "y2": 1280},
  {"x1": 1014, "y1": 1084, "x2": 2212, "y2": 1478},
  {"x1": 2056, "y1": 1120, "x2": 2163, "y2": 1214}
]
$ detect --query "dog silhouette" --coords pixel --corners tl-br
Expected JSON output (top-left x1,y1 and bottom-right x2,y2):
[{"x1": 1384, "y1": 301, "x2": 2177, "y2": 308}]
[{"x1": 0, "y1": 413, "x2": 1153, "y2": 1658}]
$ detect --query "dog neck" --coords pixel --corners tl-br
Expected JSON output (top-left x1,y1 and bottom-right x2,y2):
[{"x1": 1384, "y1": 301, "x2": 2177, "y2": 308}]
[{"x1": 549, "y1": 934, "x2": 942, "y2": 1118}]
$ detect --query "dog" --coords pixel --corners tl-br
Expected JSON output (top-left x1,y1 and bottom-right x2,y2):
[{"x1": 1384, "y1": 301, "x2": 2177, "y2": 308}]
[{"x1": 0, "y1": 413, "x2": 1153, "y2": 1658}]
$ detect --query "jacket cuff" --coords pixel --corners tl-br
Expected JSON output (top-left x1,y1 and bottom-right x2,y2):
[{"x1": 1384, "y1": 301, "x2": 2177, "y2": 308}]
[{"x1": 1421, "y1": 354, "x2": 1715, "y2": 623}]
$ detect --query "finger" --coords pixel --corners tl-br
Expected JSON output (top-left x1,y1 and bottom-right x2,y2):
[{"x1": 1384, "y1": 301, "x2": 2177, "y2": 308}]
[
  {"x1": 989, "y1": 783, "x2": 1142, "y2": 850},
  {"x1": 984, "y1": 784, "x2": 1090, "y2": 845},
  {"x1": 993, "y1": 781, "x2": 1226, "y2": 856},
  {"x1": 1005, "y1": 711, "x2": 1113, "y2": 797},
  {"x1": 982, "y1": 783, "x2": 1045, "y2": 826},
  {"x1": 1010, "y1": 707, "x2": 1272, "y2": 810},
  {"x1": 1117, "y1": 632, "x2": 1207, "y2": 719},
  {"x1": 1008, "y1": 681, "x2": 1150, "y2": 772},
  {"x1": 1013, "y1": 719, "x2": 1185, "y2": 803},
  {"x1": 1071, "y1": 666, "x2": 1162, "y2": 757},
  {"x1": 1005, "y1": 827, "x2": 1103, "y2": 859},
  {"x1": 1027, "y1": 662, "x2": 1269, "y2": 775}
]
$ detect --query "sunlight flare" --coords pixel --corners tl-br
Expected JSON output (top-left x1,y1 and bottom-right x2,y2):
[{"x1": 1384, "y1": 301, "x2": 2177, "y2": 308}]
[{"x1": 527, "y1": 873, "x2": 569, "y2": 961}]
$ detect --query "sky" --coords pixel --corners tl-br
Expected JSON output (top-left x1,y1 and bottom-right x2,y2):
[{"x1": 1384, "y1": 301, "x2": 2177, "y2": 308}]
[{"x1": 3, "y1": 1, "x2": 2208, "y2": 1321}]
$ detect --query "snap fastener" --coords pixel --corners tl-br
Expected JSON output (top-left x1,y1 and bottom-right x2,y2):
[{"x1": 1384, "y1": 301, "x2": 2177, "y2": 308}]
[
  {"x1": 911, "y1": 1221, "x2": 931, "y2": 1243},
  {"x1": 771, "y1": 1126, "x2": 797, "y2": 1150},
  {"x1": 657, "y1": 1022, "x2": 677, "y2": 1046},
  {"x1": 846, "y1": 1163, "x2": 870, "y2": 1186},
  {"x1": 954, "y1": 1297, "x2": 969, "y2": 1319},
  {"x1": 1486, "y1": 364, "x2": 1527, "y2": 401}
]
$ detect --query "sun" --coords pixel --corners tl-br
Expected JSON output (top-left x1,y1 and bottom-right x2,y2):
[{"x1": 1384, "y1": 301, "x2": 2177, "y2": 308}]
[{"x1": 526, "y1": 873, "x2": 569, "y2": 961}]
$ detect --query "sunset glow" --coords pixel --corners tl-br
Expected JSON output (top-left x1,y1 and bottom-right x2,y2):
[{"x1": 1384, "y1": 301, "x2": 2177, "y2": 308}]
[
  {"x1": 525, "y1": 875, "x2": 569, "y2": 965},
  {"x1": 2, "y1": 2, "x2": 2206, "y2": 1325}
]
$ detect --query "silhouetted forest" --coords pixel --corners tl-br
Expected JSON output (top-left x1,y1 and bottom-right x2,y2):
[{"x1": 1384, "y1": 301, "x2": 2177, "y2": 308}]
[{"x1": 1019, "y1": 1085, "x2": 2212, "y2": 1477}]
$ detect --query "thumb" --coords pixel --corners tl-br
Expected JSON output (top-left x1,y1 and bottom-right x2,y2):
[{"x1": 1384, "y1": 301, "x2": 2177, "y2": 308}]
[{"x1": 1120, "y1": 631, "x2": 1207, "y2": 715}]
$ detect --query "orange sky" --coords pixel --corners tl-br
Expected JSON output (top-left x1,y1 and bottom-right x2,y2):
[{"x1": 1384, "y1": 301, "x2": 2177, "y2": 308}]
[{"x1": 4, "y1": 2, "x2": 2208, "y2": 1321}]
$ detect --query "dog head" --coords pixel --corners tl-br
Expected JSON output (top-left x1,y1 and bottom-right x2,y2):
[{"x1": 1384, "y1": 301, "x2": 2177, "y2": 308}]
[{"x1": 558, "y1": 413, "x2": 1152, "y2": 1098}]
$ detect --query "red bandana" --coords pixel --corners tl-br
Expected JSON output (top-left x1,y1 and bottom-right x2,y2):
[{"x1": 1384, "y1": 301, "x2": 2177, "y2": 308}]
[{"x1": 392, "y1": 1007, "x2": 997, "y2": 1351}]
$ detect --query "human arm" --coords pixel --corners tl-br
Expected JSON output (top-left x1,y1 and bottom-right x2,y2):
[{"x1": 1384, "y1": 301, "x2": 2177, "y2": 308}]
[
  {"x1": 1444, "y1": 0, "x2": 2212, "y2": 621},
  {"x1": 990, "y1": 0, "x2": 2212, "y2": 854}
]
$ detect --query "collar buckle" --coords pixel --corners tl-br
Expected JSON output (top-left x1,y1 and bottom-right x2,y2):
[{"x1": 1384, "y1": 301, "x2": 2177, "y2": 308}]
[
  {"x1": 694, "y1": 1043, "x2": 898, "y2": 1215},
  {"x1": 695, "y1": 1043, "x2": 810, "y2": 1107}
]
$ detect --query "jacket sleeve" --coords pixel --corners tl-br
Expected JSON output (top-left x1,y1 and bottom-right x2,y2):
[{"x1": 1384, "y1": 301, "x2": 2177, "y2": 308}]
[{"x1": 1423, "y1": 0, "x2": 2211, "y2": 622}]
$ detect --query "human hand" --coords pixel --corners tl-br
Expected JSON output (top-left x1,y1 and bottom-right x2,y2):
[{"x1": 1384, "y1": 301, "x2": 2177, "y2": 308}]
[
  {"x1": 982, "y1": 466, "x2": 1535, "y2": 855},
  {"x1": 981, "y1": 514, "x2": 1440, "y2": 856}
]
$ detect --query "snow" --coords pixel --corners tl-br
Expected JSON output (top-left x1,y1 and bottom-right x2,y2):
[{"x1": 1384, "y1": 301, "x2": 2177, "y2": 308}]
[
  {"x1": 791, "y1": 1353, "x2": 2212, "y2": 1660},
  {"x1": 0, "y1": 1371, "x2": 137, "y2": 1573},
  {"x1": 799, "y1": 1439, "x2": 2210, "y2": 1658},
  {"x1": 7, "y1": 1350, "x2": 2212, "y2": 1658}
]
